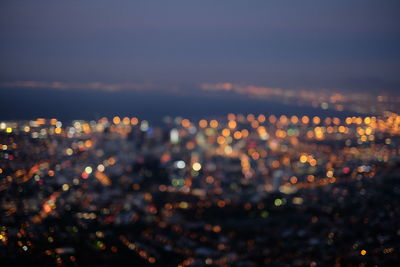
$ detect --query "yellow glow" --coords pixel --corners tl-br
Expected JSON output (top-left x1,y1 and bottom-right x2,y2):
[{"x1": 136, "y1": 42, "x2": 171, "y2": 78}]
[
  {"x1": 301, "y1": 116, "x2": 310, "y2": 124},
  {"x1": 130, "y1": 117, "x2": 139, "y2": 125},
  {"x1": 233, "y1": 131, "x2": 242, "y2": 139},
  {"x1": 299, "y1": 154, "x2": 308, "y2": 163},
  {"x1": 222, "y1": 128, "x2": 230, "y2": 137},
  {"x1": 291, "y1": 116, "x2": 299, "y2": 124},
  {"x1": 62, "y1": 184, "x2": 69, "y2": 191},
  {"x1": 179, "y1": 201, "x2": 189, "y2": 209},
  {"x1": 210, "y1": 120, "x2": 219, "y2": 128},
  {"x1": 227, "y1": 113, "x2": 236, "y2": 121},
  {"x1": 84, "y1": 140, "x2": 93, "y2": 148},
  {"x1": 181, "y1": 119, "x2": 190, "y2": 128},
  {"x1": 224, "y1": 146, "x2": 233, "y2": 155},
  {"x1": 247, "y1": 114, "x2": 255, "y2": 121},
  {"x1": 228, "y1": 120, "x2": 237, "y2": 129},
  {"x1": 275, "y1": 129, "x2": 287, "y2": 138},
  {"x1": 333, "y1": 117, "x2": 340, "y2": 125},
  {"x1": 192, "y1": 162, "x2": 202, "y2": 171},
  {"x1": 217, "y1": 136, "x2": 225, "y2": 145},
  {"x1": 312, "y1": 116, "x2": 321, "y2": 124},
  {"x1": 85, "y1": 166, "x2": 93, "y2": 174},
  {"x1": 257, "y1": 114, "x2": 266, "y2": 123},
  {"x1": 122, "y1": 117, "x2": 130, "y2": 125},
  {"x1": 113, "y1": 116, "x2": 121, "y2": 124},
  {"x1": 199, "y1": 119, "x2": 208, "y2": 128},
  {"x1": 95, "y1": 171, "x2": 111, "y2": 186},
  {"x1": 36, "y1": 118, "x2": 46, "y2": 125},
  {"x1": 272, "y1": 160, "x2": 280, "y2": 168},
  {"x1": 279, "y1": 115, "x2": 288, "y2": 124}
]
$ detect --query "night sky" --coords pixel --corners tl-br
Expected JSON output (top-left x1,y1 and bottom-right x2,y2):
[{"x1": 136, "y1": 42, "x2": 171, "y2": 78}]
[{"x1": 1, "y1": 0, "x2": 399, "y2": 119}]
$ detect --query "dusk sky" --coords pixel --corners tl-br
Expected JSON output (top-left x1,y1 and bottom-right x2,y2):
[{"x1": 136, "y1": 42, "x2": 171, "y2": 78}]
[{"x1": 1, "y1": 0, "x2": 400, "y2": 92}]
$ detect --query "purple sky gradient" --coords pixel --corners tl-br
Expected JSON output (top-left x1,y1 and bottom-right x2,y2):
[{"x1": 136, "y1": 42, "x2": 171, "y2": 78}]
[{"x1": 1, "y1": 0, "x2": 400, "y2": 92}]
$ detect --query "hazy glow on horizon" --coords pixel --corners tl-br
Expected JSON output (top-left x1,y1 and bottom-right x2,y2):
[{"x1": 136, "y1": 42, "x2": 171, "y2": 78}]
[{"x1": 0, "y1": 0, "x2": 399, "y2": 91}]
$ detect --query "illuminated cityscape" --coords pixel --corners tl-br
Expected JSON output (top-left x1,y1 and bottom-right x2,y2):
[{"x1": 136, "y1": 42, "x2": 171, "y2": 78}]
[
  {"x1": 1, "y1": 1, "x2": 400, "y2": 266},
  {"x1": 1, "y1": 110, "x2": 399, "y2": 266}
]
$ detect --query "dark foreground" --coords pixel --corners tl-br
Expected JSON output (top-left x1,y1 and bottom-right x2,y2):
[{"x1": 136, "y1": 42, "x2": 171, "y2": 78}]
[{"x1": 1, "y1": 170, "x2": 399, "y2": 267}]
